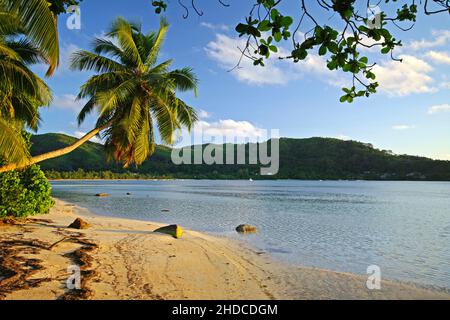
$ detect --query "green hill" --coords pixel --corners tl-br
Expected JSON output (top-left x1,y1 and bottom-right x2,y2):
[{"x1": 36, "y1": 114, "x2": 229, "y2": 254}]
[{"x1": 31, "y1": 133, "x2": 450, "y2": 180}]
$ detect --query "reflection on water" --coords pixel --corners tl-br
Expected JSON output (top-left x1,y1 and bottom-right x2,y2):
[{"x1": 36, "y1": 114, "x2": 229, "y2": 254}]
[{"x1": 51, "y1": 180, "x2": 450, "y2": 289}]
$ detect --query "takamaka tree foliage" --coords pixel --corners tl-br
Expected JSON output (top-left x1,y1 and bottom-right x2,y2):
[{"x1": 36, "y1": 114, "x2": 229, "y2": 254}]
[{"x1": 151, "y1": 0, "x2": 450, "y2": 102}]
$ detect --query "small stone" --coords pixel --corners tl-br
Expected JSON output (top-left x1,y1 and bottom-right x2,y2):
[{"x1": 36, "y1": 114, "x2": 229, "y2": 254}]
[
  {"x1": 235, "y1": 224, "x2": 258, "y2": 234},
  {"x1": 68, "y1": 218, "x2": 90, "y2": 229},
  {"x1": 154, "y1": 224, "x2": 183, "y2": 239}
]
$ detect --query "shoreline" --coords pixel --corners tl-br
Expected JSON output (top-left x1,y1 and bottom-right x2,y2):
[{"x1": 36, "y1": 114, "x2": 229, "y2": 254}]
[
  {"x1": 1, "y1": 198, "x2": 449, "y2": 300},
  {"x1": 48, "y1": 178, "x2": 450, "y2": 182}
]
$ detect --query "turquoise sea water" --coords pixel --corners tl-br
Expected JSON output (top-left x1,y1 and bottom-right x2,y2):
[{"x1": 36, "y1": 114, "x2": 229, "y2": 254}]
[{"x1": 51, "y1": 180, "x2": 450, "y2": 289}]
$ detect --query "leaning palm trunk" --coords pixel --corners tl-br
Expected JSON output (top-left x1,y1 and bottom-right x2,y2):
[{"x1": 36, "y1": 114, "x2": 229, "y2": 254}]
[{"x1": 0, "y1": 124, "x2": 109, "y2": 173}]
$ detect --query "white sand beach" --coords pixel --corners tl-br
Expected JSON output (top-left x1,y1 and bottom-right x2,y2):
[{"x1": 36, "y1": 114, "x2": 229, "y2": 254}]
[{"x1": 0, "y1": 199, "x2": 449, "y2": 300}]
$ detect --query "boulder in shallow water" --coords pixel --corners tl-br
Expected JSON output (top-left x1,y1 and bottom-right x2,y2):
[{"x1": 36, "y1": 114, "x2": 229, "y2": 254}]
[
  {"x1": 95, "y1": 193, "x2": 109, "y2": 197},
  {"x1": 154, "y1": 224, "x2": 183, "y2": 239},
  {"x1": 68, "y1": 218, "x2": 90, "y2": 230},
  {"x1": 236, "y1": 224, "x2": 257, "y2": 234}
]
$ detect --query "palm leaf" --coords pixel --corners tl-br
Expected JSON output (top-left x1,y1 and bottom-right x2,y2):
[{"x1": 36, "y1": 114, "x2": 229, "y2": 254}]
[
  {"x1": 71, "y1": 50, "x2": 126, "y2": 73},
  {"x1": 168, "y1": 67, "x2": 199, "y2": 95},
  {"x1": 5, "y1": 0, "x2": 59, "y2": 76},
  {"x1": 145, "y1": 17, "x2": 169, "y2": 67},
  {"x1": 175, "y1": 98, "x2": 198, "y2": 131},
  {"x1": 77, "y1": 97, "x2": 96, "y2": 125},
  {"x1": 7, "y1": 38, "x2": 48, "y2": 65},
  {"x1": 0, "y1": 11, "x2": 22, "y2": 35},
  {"x1": 0, "y1": 118, "x2": 30, "y2": 164},
  {"x1": 107, "y1": 17, "x2": 143, "y2": 69}
]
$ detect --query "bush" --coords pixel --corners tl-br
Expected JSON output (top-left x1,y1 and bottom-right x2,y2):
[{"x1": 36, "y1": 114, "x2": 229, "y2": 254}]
[{"x1": 0, "y1": 165, "x2": 54, "y2": 218}]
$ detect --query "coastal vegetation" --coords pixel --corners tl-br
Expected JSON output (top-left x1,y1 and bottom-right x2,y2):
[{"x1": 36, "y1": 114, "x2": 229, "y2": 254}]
[
  {"x1": 0, "y1": 1, "x2": 198, "y2": 217},
  {"x1": 0, "y1": 16, "x2": 198, "y2": 172},
  {"x1": 0, "y1": 0, "x2": 80, "y2": 217},
  {"x1": 33, "y1": 133, "x2": 450, "y2": 181},
  {"x1": 0, "y1": 164, "x2": 53, "y2": 218},
  {"x1": 0, "y1": 134, "x2": 53, "y2": 218}
]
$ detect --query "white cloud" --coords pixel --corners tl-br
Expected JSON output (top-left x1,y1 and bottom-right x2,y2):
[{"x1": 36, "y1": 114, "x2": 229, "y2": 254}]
[
  {"x1": 174, "y1": 117, "x2": 274, "y2": 146},
  {"x1": 295, "y1": 54, "x2": 347, "y2": 87},
  {"x1": 408, "y1": 30, "x2": 450, "y2": 51},
  {"x1": 426, "y1": 50, "x2": 450, "y2": 65},
  {"x1": 200, "y1": 22, "x2": 230, "y2": 31},
  {"x1": 205, "y1": 34, "x2": 292, "y2": 85},
  {"x1": 428, "y1": 104, "x2": 450, "y2": 115},
  {"x1": 204, "y1": 34, "x2": 347, "y2": 87},
  {"x1": 52, "y1": 94, "x2": 86, "y2": 112},
  {"x1": 56, "y1": 43, "x2": 81, "y2": 74},
  {"x1": 197, "y1": 109, "x2": 211, "y2": 119},
  {"x1": 372, "y1": 55, "x2": 436, "y2": 96},
  {"x1": 74, "y1": 131, "x2": 103, "y2": 144},
  {"x1": 441, "y1": 82, "x2": 450, "y2": 89},
  {"x1": 193, "y1": 119, "x2": 267, "y2": 141},
  {"x1": 392, "y1": 124, "x2": 415, "y2": 130}
]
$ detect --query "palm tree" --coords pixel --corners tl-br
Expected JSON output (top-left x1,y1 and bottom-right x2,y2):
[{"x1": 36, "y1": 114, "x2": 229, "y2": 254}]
[
  {"x1": 73, "y1": 17, "x2": 198, "y2": 166},
  {"x1": 0, "y1": 0, "x2": 75, "y2": 167},
  {"x1": 0, "y1": 17, "x2": 198, "y2": 172},
  {"x1": 0, "y1": 9, "x2": 52, "y2": 165}
]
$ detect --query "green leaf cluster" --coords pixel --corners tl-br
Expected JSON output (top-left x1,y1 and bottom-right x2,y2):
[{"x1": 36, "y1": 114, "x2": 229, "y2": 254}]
[{"x1": 0, "y1": 164, "x2": 54, "y2": 218}]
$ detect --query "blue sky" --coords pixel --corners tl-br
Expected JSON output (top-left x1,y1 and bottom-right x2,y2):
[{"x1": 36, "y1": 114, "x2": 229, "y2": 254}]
[{"x1": 35, "y1": 0, "x2": 450, "y2": 160}]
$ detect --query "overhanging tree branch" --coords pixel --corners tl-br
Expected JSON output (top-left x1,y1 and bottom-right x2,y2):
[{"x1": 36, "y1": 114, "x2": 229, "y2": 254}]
[{"x1": 151, "y1": 0, "x2": 450, "y2": 102}]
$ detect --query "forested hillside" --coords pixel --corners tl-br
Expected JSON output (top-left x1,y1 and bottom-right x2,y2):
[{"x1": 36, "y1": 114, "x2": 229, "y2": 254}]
[{"x1": 31, "y1": 134, "x2": 450, "y2": 180}]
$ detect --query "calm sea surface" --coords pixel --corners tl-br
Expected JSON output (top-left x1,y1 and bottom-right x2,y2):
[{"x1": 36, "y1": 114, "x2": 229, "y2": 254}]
[{"x1": 51, "y1": 180, "x2": 450, "y2": 289}]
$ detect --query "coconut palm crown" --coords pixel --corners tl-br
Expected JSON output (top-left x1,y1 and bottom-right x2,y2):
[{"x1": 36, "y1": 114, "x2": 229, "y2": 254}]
[{"x1": 71, "y1": 17, "x2": 198, "y2": 167}]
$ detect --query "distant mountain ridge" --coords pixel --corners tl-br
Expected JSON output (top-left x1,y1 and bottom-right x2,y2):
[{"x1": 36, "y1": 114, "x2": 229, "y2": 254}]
[{"x1": 31, "y1": 133, "x2": 450, "y2": 180}]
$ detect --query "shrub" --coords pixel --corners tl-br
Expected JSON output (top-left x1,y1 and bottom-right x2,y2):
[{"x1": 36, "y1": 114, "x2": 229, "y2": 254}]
[{"x1": 0, "y1": 165, "x2": 54, "y2": 218}]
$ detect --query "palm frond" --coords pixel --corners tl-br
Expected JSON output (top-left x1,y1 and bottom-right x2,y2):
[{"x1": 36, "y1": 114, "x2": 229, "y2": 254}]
[
  {"x1": 9, "y1": 92, "x2": 43, "y2": 130},
  {"x1": 91, "y1": 37, "x2": 136, "y2": 66},
  {"x1": 145, "y1": 17, "x2": 169, "y2": 68},
  {"x1": 6, "y1": 38, "x2": 48, "y2": 65},
  {"x1": 71, "y1": 50, "x2": 126, "y2": 73},
  {"x1": 149, "y1": 59, "x2": 173, "y2": 74},
  {"x1": 175, "y1": 98, "x2": 198, "y2": 131},
  {"x1": 0, "y1": 44, "x2": 20, "y2": 60},
  {"x1": 132, "y1": 110, "x2": 151, "y2": 165},
  {"x1": 0, "y1": 58, "x2": 43, "y2": 99},
  {"x1": 77, "y1": 72, "x2": 128, "y2": 100},
  {"x1": 168, "y1": 67, "x2": 199, "y2": 95},
  {"x1": 124, "y1": 95, "x2": 143, "y2": 141},
  {"x1": 0, "y1": 118, "x2": 30, "y2": 164},
  {"x1": 95, "y1": 78, "x2": 138, "y2": 117},
  {"x1": 107, "y1": 17, "x2": 143, "y2": 68},
  {"x1": 0, "y1": 11, "x2": 22, "y2": 35},
  {"x1": 151, "y1": 95, "x2": 179, "y2": 145},
  {"x1": 77, "y1": 97, "x2": 96, "y2": 125},
  {"x1": 5, "y1": 0, "x2": 59, "y2": 76}
]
